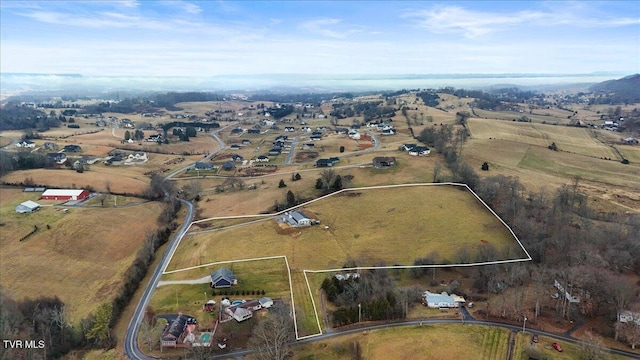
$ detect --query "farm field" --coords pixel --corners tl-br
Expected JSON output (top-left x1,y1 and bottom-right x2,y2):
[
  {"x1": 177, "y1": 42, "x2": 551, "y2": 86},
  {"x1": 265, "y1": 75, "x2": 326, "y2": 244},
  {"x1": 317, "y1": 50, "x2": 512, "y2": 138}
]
[
  {"x1": 290, "y1": 324, "x2": 509, "y2": 360},
  {"x1": 170, "y1": 184, "x2": 524, "y2": 272},
  {"x1": 467, "y1": 118, "x2": 620, "y2": 159},
  {"x1": 0, "y1": 187, "x2": 163, "y2": 323},
  {"x1": 164, "y1": 184, "x2": 527, "y2": 337}
]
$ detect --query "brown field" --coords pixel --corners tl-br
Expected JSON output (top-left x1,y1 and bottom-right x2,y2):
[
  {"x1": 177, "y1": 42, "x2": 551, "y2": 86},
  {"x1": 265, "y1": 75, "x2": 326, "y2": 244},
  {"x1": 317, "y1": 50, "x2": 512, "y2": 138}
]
[
  {"x1": 290, "y1": 324, "x2": 509, "y2": 360},
  {"x1": 170, "y1": 185, "x2": 523, "y2": 273},
  {"x1": 0, "y1": 188, "x2": 163, "y2": 323},
  {"x1": 467, "y1": 118, "x2": 621, "y2": 159}
]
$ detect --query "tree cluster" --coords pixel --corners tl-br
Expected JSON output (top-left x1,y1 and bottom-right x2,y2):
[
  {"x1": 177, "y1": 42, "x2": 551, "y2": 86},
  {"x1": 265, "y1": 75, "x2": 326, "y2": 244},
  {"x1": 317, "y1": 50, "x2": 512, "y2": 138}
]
[{"x1": 0, "y1": 104, "x2": 58, "y2": 131}]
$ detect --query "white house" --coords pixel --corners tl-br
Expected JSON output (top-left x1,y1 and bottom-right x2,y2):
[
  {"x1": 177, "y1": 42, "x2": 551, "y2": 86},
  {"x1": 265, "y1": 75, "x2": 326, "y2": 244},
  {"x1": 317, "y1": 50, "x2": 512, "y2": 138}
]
[
  {"x1": 619, "y1": 310, "x2": 640, "y2": 326},
  {"x1": 225, "y1": 306, "x2": 253, "y2": 322},
  {"x1": 16, "y1": 140, "x2": 35, "y2": 148},
  {"x1": 283, "y1": 210, "x2": 312, "y2": 227},
  {"x1": 422, "y1": 291, "x2": 465, "y2": 308}
]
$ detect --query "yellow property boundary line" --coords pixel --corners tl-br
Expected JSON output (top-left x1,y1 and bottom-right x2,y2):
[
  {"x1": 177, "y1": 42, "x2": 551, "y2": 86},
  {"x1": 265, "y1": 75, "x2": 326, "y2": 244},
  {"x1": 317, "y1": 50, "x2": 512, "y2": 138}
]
[{"x1": 162, "y1": 182, "x2": 532, "y2": 340}]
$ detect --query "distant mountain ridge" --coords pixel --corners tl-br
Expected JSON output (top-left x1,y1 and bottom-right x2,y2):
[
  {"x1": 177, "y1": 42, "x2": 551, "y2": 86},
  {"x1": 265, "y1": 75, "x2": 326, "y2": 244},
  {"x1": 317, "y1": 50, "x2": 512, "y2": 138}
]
[{"x1": 589, "y1": 74, "x2": 640, "y2": 101}]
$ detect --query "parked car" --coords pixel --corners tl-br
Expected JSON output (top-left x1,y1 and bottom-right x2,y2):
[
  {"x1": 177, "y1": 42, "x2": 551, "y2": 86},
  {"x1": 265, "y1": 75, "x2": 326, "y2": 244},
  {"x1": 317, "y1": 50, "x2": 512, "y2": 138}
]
[
  {"x1": 552, "y1": 342, "x2": 563, "y2": 352},
  {"x1": 532, "y1": 334, "x2": 539, "y2": 343}
]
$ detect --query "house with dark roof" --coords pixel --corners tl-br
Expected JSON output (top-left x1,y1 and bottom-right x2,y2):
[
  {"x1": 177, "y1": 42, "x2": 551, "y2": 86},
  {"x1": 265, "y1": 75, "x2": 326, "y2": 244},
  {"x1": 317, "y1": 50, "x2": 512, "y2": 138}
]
[
  {"x1": 247, "y1": 129, "x2": 261, "y2": 134},
  {"x1": 210, "y1": 268, "x2": 238, "y2": 288},
  {"x1": 62, "y1": 144, "x2": 82, "y2": 152},
  {"x1": 255, "y1": 155, "x2": 270, "y2": 162},
  {"x1": 373, "y1": 157, "x2": 396, "y2": 168},
  {"x1": 160, "y1": 314, "x2": 196, "y2": 348},
  {"x1": 316, "y1": 157, "x2": 339, "y2": 167},
  {"x1": 222, "y1": 161, "x2": 235, "y2": 171},
  {"x1": 47, "y1": 153, "x2": 67, "y2": 164},
  {"x1": 194, "y1": 162, "x2": 213, "y2": 170},
  {"x1": 269, "y1": 148, "x2": 282, "y2": 156},
  {"x1": 401, "y1": 144, "x2": 417, "y2": 151}
]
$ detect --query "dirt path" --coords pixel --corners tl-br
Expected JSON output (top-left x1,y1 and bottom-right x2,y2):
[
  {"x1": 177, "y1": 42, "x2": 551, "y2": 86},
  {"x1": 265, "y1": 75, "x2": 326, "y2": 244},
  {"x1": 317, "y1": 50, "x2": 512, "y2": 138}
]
[{"x1": 506, "y1": 330, "x2": 516, "y2": 360}]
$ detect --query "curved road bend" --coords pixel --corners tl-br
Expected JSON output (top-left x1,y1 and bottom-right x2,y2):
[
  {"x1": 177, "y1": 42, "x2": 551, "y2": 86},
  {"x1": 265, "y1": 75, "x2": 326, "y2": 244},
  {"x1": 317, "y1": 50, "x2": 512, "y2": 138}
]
[{"x1": 124, "y1": 128, "x2": 226, "y2": 359}]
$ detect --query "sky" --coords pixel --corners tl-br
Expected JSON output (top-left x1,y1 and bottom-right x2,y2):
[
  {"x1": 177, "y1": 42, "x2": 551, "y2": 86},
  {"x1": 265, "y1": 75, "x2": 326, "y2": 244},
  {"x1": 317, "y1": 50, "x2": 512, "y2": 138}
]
[{"x1": 1, "y1": 0, "x2": 639, "y2": 77}]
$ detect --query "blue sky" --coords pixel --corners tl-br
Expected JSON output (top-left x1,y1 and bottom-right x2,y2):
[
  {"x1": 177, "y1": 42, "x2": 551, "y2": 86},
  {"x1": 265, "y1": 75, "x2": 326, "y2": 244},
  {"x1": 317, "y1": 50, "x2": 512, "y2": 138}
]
[{"x1": 1, "y1": 1, "x2": 638, "y2": 76}]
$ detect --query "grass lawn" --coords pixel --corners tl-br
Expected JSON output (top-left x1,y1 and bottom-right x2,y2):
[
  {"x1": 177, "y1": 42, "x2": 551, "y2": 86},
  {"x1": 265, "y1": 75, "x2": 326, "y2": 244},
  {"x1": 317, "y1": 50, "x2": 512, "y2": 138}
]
[
  {"x1": 0, "y1": 188, "x2": 163, "y2": 323},
  {"x1": 513, "y1": 332, "x2": 629, "y2": 360},
  {"x1": 290, "y1": 324, "x2": 509, "y2": 360}
]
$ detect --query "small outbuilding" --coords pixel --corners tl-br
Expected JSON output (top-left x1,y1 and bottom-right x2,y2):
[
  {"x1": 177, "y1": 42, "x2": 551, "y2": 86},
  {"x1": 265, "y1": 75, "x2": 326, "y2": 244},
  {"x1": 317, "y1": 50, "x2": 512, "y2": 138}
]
[
  {"x1": 15, "y1": 200, "x2": 41, "y2": 213},
  {"x1": 259, "y1": 297, "x2": 274, "y2": 309}
]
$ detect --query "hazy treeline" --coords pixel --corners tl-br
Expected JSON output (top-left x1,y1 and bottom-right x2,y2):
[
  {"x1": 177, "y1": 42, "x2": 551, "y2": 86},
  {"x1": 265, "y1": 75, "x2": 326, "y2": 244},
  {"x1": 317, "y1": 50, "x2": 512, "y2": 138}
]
[{"x1": 0, "y1": 105, "x2": 58, "y2": 131}]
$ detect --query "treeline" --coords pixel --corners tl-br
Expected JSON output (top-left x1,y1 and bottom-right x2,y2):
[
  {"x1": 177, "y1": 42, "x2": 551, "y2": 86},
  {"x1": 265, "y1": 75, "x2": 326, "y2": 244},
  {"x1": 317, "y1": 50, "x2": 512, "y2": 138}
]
[
  {"x1": 0, "y1": 291, "x2": 80, "y2": 359},
  {"x1": 321, "y1": 269, "x2": 420, "y2": 326},
  {"x1": 0, "y1": 152, "x2": 55, "y2": 176},
  {"x1": 81, "y1": 98, "x2": 157, "y2": 114},
  {"x1": 330, "y1": 101, "x2": 396, "y2": 121},
  {"x1": 268, "y1": 105, "x2": 294, "y2": 119},
  {"x1": 248, "y1": 92, "x2": 354, "y2": 104},
  {"x1": 416, "y1": 91, "x2": 440, "y2": 107},
  {"x1": 0, "y1": 104, "x2": 59, "y2": 131},
  {"x1": 152, "y1": 92, "x2": 223, "y2": 110}
]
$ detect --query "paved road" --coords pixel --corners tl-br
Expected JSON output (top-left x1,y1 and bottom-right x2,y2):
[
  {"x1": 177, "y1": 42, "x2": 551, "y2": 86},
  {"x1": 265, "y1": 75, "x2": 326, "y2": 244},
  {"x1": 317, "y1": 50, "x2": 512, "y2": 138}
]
[
  {"x1": 284, "y1": 136, "x2": 299, "y2": 165},
  {"x1": 123, "y1": 128, "x2": 226, "y2": 360}
]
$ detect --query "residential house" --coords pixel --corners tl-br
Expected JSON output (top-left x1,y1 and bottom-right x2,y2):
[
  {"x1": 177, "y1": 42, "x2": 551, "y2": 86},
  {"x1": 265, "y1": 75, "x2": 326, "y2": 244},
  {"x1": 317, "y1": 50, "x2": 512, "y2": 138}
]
[
  {"x1": 422, "y1": 291, "x2": 465, "y2": 308},
  {"x1": 284, "y1": 126, "x2": 296, "y2": 132},
  {"x1": 241, "y1": 139, "x2": 252, "y2": 145},
  {"x1": 401, "y1": 144, "x2": 417, "y2": 152},
  {"x1": 16, "y1": 140, "x2": 35, "y2": 148},
  {"x1": 409, "y1": 146, "x2": 430, "y2": 156},
  {"x1": 62, "y1": 144, "x2": 82, "y2": 152},
  {"x1": 160, "y1": 314, "x2": 196, "y2": 348},
  {"x1": 15, "y1": 200, "x2": 41, "y2": 213},
  {"x1": 623, "y1": 137, "x2": 639, "y2": 145},
  {"x1": 247, "y1": 129, "x2": 261, "y2": 134},
  {"x1": 47, "y1": 153, "x2": 67, "y2": 164},
  {"x1": 372, "y1": 157, "x2": 396, "y2": 168},
  {"x1": 255, "y1": 155, "x2": 270, "y2": 162},
  {"x1": 310, "y1": 135, "x2": 323, "y2": 141},
  {"x1": 232, "y1": 154, "x2": 244, "y2": 162},
  {"x1": 302, "y1": 143, "x2": 315, "y2": 150},
  {"x1": 194, "y1": 162, "x2": 214, "y2": 170},
  {"x1": 553, "y1": 279, "x2": 580, "y2": 303},
  {"x1": 316, "y1": 159, "x2": 333, "y2": 167},
  {"x1": 222, "y1": 161, "x2": 235, "y2": 171},
  {"x1": 210, "y1": 268, "x2": 237, "y2": 288},
  {"x1": 381, "y1": 128, "x2": 396, "y2": 136},
  {"x1": 127, "y1": 152, "x2": 147, "y2": 161},
  {"x1": 229, "y1": 144, "x2": 241, "y2": 150},
  {"x1": 268, "y1": 148, "x2": 282, "y2": 156},
  {"x1": 230, "y1": 127, "x2": 244, "y2": 135},
  {"x1": 619, "y1": 310, "x2": 640, "y2": 326},
  {"x1": 225, "y1": 306, "x2": 253, "y2": 322},
  {"x1": 283, "y1": 210, "x2": 312, "y2": 227}
]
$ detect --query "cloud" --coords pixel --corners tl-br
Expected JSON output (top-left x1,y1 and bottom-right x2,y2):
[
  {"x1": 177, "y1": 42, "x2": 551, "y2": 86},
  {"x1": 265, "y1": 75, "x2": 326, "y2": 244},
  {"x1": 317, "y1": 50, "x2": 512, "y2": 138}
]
[
  {"x1": 300, "y1": 18, "x2": 345, "y2": 38},
  {"x1": 404, "y1": 4, "x2": 640, "y2": 38},
  {"x1": 160, "y1": 0, "x2": 201, "y2": 15}
]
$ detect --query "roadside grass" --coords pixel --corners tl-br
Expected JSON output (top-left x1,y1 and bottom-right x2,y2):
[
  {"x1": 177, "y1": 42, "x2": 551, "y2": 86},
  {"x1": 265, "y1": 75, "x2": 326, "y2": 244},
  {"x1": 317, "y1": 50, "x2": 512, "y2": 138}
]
[
  {"x1": 513, "y1": 332, "x2": 629, "y2": 360},
  {"x1": 0, "y1": 188, "x2": 163, "y2": 323},
  {"x1": 83, "y1": 194, "x2": 147, "y2": 207},
  {"x1": 291, "y1": 271, "x2": 322, "y2": 337},
  {"x1": 290, "y1": 324, "x2": 510, "y2": 360}
]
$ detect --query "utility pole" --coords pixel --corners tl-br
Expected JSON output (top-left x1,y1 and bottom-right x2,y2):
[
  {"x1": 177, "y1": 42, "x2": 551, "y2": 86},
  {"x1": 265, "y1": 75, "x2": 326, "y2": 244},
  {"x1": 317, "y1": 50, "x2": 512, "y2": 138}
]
[
  {"x1": 522, "y1": 315, "x2": 527, "y2": 333},
  {"x1": 358, "y1": 303, "x2": 362, "y2": 323}
]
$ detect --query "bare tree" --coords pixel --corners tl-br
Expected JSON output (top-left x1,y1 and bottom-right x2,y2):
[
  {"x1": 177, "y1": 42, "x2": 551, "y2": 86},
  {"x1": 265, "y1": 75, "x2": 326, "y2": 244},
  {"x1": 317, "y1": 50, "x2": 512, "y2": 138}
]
[
  {"x1": 250, "y1": 303, "x2": 294, "y2": 360},
  {"x1": 608, "y1": 276, "x2": 635, "y2": 340},
  {"x1": 320, "y1": 168, "x2": 337, "y2": 191}
]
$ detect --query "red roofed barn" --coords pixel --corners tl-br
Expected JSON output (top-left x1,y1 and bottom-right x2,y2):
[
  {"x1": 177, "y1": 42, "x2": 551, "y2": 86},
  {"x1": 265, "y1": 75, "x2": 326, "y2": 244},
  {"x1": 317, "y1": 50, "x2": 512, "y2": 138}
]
[{"x1": 41, "y1": 189, "x2": 90, "y2": 201}]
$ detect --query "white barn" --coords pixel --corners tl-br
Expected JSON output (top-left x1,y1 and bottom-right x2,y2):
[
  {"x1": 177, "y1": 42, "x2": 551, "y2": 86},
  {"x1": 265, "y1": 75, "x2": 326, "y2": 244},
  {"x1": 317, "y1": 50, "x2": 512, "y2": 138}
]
[{"x1": 15, "y1": 200, "x2": 41, "y2": 213}]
